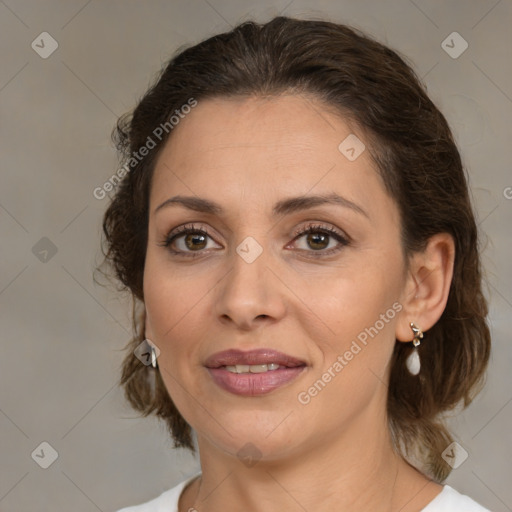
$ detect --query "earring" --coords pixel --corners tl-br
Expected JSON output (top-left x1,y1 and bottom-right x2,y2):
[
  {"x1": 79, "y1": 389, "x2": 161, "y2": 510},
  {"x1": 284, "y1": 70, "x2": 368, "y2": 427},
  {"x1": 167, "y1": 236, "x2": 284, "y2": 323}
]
[
  {"x1": 145, "y1": 338, "x2": 159, "y2": 369},
  {"x1": 150, "y1": 345, "x2": 158, "y2": 368},
  {"x1": 405, "y1": 322, "x2": 423, "y2": 376}
]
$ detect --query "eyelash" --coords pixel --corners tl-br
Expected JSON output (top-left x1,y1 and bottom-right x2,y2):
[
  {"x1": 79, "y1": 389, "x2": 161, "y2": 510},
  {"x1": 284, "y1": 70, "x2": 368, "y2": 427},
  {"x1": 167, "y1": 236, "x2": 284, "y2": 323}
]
[{"x1": 158, "y1": 222, "x2": 350, "y2": 259}]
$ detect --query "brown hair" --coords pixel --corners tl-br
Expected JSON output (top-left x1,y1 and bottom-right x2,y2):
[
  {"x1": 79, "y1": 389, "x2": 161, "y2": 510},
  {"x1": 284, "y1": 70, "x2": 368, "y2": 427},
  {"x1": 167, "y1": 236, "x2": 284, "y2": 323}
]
[{"x1": 97, "y1": 16, "x2": 491, "y2": 481}]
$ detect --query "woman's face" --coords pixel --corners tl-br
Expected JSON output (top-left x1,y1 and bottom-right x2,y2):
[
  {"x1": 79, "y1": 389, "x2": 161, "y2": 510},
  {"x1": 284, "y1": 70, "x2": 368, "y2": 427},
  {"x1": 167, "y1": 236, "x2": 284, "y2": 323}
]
[{"x1": 144, "y1": 94, "x2": 408, "y2": 460}]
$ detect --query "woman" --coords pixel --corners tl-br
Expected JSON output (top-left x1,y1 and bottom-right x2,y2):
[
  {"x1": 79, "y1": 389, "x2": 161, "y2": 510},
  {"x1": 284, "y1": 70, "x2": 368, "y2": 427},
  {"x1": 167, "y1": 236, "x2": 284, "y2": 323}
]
[{"x1": 101, "y1": 16, "x2": 491, "y2": 512}]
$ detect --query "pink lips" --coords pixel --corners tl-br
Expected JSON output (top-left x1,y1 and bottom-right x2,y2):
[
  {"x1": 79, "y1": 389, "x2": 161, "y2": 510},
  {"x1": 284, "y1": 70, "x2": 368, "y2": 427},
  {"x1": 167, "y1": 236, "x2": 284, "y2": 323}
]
[{"x1": 205, "y1": 349, "x2": 307, "y2": 396}]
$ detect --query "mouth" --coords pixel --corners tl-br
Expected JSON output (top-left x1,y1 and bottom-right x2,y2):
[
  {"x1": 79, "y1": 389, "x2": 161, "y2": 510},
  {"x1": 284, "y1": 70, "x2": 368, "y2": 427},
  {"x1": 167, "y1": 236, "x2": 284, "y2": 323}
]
[
  {"x1": 204, "y1": 349, "x2": 307, "y2": 396},
  {"x1": 204, "y1": 348, "x2": 306, "y2": 369},
  {"x1": 222, "y1": 363, "x2": 289, "y2": 373}
]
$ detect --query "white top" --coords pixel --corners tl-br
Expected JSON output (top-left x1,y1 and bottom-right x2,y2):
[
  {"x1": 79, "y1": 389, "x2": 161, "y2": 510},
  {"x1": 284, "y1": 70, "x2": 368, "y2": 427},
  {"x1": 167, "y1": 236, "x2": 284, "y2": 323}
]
[{"x1": 116, "y1": 473, "x2": 491, "y2": 512}]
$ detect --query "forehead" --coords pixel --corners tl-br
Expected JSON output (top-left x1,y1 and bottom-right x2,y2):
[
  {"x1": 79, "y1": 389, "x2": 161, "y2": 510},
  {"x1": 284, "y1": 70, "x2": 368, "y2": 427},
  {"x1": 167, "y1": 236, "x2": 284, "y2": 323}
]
[
  {"x1": 150, "y1": 94, "x2": 393, "y2": 221},
  {"x1": 157, "y1": 94, "x2": 363, "y2": 164}
]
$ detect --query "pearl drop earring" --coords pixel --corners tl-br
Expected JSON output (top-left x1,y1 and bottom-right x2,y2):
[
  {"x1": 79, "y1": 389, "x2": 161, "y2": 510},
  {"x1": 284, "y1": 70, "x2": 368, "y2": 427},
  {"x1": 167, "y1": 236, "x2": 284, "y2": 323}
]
[{"x1": 405, "y1": 322, "x2": 423, "y2": 375}]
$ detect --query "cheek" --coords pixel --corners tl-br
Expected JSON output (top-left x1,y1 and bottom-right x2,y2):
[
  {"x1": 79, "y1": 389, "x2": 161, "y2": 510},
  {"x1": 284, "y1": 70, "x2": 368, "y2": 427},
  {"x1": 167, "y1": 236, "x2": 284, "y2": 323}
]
[
  {"x1": 143, "y1": 254, "x2": 209, "y2": 357},
  {"x1": 143, "y1": 263, "x2": 208, "y2": 415},
  {"x1": 319, "y1": 257, "x2": 401, "y2": 332},
  {"x1": 311, "y1": 259, "x2": 403, "y2": 377},
  {"x1": 295, "y1": 276, "x2": 401, "y2": 427}
]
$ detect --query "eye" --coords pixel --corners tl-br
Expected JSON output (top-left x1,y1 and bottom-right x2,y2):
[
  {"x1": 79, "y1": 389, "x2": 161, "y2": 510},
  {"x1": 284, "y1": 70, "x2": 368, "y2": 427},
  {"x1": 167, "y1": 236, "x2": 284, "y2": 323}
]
[
  {"x1": 158, "y1": 223, "x2": 220, "y2": 257},
  {"x1": 159, "y1": 222, "x2": 350, "y2": 258},
  {"x1": 289, "y1": 223, "x2": 350, "y2": 256}
]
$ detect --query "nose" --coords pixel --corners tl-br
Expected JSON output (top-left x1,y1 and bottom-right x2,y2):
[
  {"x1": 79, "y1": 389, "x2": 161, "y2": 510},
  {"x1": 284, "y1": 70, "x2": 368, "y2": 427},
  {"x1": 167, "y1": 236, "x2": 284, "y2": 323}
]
[{"x1": 214, "y1": 244, "x2": 287, "y2": 331}]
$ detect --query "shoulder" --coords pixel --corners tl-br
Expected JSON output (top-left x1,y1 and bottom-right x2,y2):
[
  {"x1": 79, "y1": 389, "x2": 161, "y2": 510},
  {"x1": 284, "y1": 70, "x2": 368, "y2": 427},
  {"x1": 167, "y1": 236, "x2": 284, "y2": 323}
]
[
  {"x1": 115, "y1": 473, "x2": 201, "y2": 512},
  {"x1": 421, "y1": 485, "x2": 491, "y2": 511}
]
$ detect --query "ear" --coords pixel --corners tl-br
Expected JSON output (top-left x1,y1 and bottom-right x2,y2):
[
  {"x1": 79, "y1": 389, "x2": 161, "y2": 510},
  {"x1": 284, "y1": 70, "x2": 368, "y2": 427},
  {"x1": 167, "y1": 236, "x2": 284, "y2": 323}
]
[{"x1": 395, "y1": 233, "x2": 455, "y2": 343}]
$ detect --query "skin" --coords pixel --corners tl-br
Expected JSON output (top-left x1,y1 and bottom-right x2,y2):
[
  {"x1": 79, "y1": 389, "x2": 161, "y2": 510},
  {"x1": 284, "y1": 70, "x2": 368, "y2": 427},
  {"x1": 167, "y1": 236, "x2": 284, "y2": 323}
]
[{"x1": 143, "y1": 94, "x2": 455, "y2": 512}]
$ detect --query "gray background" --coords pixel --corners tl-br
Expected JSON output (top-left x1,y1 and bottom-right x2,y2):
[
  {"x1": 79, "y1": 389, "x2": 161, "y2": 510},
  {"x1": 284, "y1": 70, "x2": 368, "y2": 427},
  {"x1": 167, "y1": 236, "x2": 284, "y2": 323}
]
[{"x1": 0, "y1": 1, "x2": 511, "y2": 511}]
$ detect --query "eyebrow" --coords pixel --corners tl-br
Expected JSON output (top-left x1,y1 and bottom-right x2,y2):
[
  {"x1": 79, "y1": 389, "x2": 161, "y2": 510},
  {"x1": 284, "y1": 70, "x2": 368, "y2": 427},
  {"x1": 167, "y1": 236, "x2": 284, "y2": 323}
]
[{"x1": 154, "y1": 193, "x2": 369, "y2": 219}]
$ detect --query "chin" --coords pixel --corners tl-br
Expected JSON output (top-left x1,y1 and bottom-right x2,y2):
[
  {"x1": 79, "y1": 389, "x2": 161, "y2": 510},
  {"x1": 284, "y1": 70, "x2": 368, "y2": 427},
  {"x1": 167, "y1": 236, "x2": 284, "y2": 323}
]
[{"x1": 195, "y1": 410, "x2": 306, "y2": 462}]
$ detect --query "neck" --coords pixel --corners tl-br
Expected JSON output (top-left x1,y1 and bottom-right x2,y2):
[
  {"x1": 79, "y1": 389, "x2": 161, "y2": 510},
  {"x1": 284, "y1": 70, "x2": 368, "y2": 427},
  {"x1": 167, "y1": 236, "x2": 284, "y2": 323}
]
[{"x1": 180, "y1": 410, "x2": 440, "y2": 512}]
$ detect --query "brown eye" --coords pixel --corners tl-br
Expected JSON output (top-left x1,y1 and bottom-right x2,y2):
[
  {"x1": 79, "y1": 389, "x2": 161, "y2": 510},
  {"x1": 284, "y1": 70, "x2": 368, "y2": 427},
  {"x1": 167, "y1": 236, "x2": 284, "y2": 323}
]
[
  {"x1": 159, "y1": 224, "x2": 221, "y2": 257},
  {"x1": 183, "y1": 232, "x2": 207, "y2": 251},
  {"x1": 291, "y1": 224, "x2": 350, "y2": 256},
  {"x1": 305, "y1": 232, "x2": 330, "y2": 250}
]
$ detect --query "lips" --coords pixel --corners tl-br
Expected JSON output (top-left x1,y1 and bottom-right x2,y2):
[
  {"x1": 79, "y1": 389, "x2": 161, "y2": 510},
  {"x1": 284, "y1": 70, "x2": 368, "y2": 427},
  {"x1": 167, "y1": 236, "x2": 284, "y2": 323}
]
[
  {"x1": 204, "y1": 349, "x2": 307, "y2": 396},
  {"x1": 204, "y1": 348, "x2": 306, "y2": 369}
]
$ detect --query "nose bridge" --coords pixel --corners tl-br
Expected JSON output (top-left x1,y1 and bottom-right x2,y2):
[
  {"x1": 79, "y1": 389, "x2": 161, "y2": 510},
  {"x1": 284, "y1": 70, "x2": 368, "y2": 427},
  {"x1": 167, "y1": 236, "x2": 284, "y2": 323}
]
[
  {"x1": 228, "y1": 235, "x2": 270, "y2": 301},
  {"x1": 215, "y1": 233, "x2": 285, "y2": 326}
]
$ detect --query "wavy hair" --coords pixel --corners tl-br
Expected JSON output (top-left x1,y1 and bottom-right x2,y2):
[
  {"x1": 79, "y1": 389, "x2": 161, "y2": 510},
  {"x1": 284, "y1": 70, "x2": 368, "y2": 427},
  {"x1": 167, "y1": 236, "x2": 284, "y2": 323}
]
[{"x1": 97, "y1": 16, "x2": 491, "y2": 481}]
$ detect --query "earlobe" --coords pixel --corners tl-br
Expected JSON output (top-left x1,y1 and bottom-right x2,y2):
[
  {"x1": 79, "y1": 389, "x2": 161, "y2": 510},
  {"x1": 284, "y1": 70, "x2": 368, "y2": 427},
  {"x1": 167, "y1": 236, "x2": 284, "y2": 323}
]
[{"x1": 395, "y1": 233, "x2": 455, "y2": 343}]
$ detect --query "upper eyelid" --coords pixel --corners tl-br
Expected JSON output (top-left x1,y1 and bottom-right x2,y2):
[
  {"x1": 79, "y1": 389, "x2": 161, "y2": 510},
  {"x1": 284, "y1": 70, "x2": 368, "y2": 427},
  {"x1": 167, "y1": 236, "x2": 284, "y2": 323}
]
[
  {"x1": 166, "y1": 221, "x2": 345, "y2": 237},
  {"x1": 292, "y1": 223, "x2": 350, "y2": 241}
]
